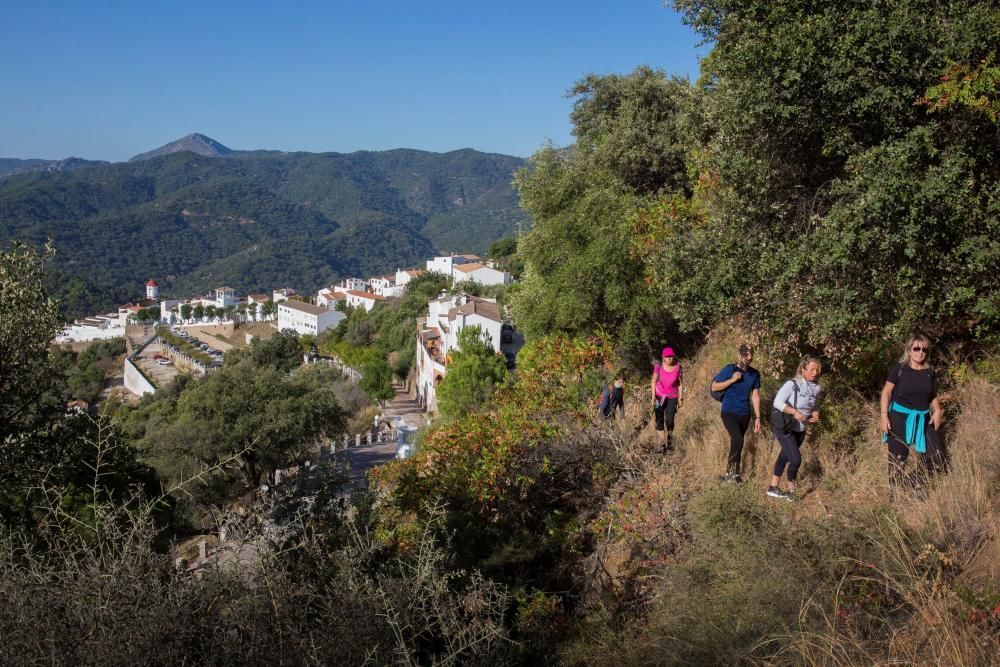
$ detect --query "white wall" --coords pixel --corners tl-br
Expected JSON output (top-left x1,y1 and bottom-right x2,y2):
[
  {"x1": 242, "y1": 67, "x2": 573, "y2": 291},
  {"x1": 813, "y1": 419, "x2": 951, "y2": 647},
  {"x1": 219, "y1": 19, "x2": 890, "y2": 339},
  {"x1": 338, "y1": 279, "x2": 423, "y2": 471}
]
[
  {"x1": 123, "y1": 357, "x2": 156, "y2": 396},
  {"x1": 459, "y1": 266, "x2": 510, "y2": 286},
  {"x1": 346, "y1": 292, "x2": 383, "y2": 312},
  {"x1": 415, "y1": 334, "x2": 447, "y2": 413},
  {"x1": 277, "y1": 303, "x2": 345, "y2": 335},
  {"x1": 55, "y1": 325, "x2": 125, "y2": 344}
]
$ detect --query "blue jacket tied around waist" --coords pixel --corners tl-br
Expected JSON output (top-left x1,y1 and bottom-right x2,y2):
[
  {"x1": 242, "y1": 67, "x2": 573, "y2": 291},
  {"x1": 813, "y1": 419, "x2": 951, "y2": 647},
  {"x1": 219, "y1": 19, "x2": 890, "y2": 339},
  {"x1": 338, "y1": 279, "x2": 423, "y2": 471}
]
[{"x1": 890, "y1": 402, "x2": 930, "y2": 454}]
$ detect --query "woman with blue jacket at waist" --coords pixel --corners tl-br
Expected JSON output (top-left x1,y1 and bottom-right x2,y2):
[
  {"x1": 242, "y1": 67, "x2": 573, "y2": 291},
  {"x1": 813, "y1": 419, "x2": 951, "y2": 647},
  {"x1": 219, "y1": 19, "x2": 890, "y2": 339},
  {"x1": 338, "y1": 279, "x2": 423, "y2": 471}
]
[{"x1": 880, "y1": 333, "x2": 944, "y2": 488}]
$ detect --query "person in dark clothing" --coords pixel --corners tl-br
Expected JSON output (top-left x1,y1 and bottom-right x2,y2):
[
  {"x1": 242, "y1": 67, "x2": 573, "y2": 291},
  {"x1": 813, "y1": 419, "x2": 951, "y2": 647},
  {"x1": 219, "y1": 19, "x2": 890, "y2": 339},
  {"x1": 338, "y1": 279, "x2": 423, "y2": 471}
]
[
  {"x1": 711, "y1": 345, "x2": 762, "y2": 482},
  {"x1": 598, "y1": 374, "x2": 625, "y2": 420},
  {"x1": 880, "y1": 333, "x2": 943, "y2": 490}
]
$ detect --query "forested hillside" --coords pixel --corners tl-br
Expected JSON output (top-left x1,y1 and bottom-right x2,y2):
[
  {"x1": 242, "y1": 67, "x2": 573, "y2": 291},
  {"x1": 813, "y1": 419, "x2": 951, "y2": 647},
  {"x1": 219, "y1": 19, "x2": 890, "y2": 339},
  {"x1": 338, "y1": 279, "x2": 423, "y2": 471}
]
[{"x1": 0, "y1": 146, "x2": 527, "y2": 315}]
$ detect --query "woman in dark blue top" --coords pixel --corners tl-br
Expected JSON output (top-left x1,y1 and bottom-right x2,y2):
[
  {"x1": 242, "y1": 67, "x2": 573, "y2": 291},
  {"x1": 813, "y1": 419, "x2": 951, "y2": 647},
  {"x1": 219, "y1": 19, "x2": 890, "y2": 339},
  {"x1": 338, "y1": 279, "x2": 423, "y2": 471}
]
[
  {"x1": 711, "y1": 344, "x2": 762, "y2": 482},
  {"x1": 879, "y1": 333, "x2": 943, "y2": 489}
]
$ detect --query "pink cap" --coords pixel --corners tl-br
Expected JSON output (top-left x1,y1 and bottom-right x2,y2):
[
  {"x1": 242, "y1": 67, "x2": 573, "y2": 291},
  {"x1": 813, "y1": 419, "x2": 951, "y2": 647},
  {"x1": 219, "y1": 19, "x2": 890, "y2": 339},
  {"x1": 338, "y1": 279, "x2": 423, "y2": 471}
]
[{"x1": 662, "y1": 347, "x2": 676, "y2": 358}]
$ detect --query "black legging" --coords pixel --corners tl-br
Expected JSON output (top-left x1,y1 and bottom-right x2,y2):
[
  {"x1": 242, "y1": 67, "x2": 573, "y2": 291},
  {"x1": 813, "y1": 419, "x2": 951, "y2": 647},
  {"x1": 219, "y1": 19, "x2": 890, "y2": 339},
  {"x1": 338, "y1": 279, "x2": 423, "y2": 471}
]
[
  {"x1": 655, "y1": 397, "x2": 678, "y2": 432},
  {"x1": 721, "y1": 411, "x2": 751, "y2": 473},
  {"x1": 773, "y1": 430, "x2": 806, "y2": 482},
  {"x1": 887, "y1": 412, "x2": 944, "y2": 486}
]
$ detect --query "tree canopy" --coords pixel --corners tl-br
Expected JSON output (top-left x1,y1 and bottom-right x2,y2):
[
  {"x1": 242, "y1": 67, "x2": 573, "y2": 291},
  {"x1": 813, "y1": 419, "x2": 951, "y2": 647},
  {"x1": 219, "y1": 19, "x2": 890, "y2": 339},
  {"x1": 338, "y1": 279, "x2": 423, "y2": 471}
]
[
  {"x1": 512, "y1": 3, "x2": 1000, "y2": 363},
  {"x1": 435, "y1": 326, "x2": 507, "y2": 419},
  {"x1": 122, "y1": 360, "x2": 347, "y2": 500}
]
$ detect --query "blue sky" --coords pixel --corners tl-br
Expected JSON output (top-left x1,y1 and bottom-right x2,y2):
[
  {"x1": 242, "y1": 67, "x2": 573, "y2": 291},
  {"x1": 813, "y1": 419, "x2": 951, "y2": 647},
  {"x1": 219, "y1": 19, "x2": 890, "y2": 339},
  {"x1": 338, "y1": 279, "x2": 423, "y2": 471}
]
[{"x1": 0, "y1": 1, "x2": 706, "y2": 162}]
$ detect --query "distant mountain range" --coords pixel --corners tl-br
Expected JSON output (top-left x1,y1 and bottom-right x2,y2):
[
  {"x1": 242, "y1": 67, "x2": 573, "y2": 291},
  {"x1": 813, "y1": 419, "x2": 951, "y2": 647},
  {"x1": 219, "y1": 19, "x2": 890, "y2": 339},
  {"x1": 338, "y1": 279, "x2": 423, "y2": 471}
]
[
  {"x1": 0, "y1": 157, "x2": 109, "y2": 179},
  {"x1": 0, "y1": 135, "x2": 529, "y2": 317}
]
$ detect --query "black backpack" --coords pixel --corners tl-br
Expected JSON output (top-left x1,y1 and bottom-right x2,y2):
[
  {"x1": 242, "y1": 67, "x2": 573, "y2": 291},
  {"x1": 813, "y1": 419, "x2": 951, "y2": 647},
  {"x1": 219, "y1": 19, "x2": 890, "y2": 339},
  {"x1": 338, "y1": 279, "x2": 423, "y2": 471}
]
[
  {"x1": 769, "y1": 379, "x2": 801, "y2": 436},
  {"x1": 710, "y1": 364, "x2": 736, "y2": 402}
]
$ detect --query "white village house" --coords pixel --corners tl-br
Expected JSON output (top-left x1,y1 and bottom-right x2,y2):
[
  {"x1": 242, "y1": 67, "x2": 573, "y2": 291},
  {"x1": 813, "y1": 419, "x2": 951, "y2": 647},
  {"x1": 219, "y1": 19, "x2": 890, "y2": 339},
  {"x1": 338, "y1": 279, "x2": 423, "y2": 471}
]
[
  {"x1": 451, "y1": 262, "x2": 510, "y2": 286},
  {"x1": 277, "y1": 299, "x2": 345, "y2": 336},
  {"x1": 395, "y1": 268, "x2": 425, "y2": 289},
  {"x1": 344, "y1": 290, "x2": 387, "y2": 312},
  {"x1": 211, "y1": 286, "x2": 239, "y2": 309},
  {"x1": 316, "y1": 287, "x2": 347, "y2": 309},
  {"x1": 426, "y1": 254, "x2": 509, "y2": 286},
  {"x1": 415, "y1": 293, "x2": 503, "y2": 413},
  {"x1": 339, "y1": 277, "x2": 369, "y2": 292},
  {"x1": 369, "y1": 274, "x2": 398, "y2": 298},
  {"x1": 272, "y1": 288, "x2": 296, "y2": 303}
]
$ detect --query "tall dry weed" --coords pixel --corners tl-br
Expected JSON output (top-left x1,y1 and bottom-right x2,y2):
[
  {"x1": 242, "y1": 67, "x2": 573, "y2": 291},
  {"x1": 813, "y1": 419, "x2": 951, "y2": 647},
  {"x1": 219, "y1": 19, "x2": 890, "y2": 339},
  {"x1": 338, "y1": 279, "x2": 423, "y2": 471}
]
[{"x1": 568, "y1": 333, "x2": 1000, "y2": 666}]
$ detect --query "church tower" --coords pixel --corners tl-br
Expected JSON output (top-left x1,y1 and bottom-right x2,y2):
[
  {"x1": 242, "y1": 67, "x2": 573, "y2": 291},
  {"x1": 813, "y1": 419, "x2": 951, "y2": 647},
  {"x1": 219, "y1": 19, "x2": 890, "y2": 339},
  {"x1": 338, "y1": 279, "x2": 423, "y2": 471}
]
[{"x1": 145, "y1": 279, "x2": 159, "y2": 300}]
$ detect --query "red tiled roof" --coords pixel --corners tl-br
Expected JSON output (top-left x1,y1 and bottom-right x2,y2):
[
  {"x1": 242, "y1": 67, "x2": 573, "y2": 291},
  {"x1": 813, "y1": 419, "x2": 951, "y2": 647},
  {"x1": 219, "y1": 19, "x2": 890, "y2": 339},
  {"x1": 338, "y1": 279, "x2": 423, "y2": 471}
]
[
  {"x1": 278, "y1": 300, "x2": 328, "y2": 316},
  {"x1": 448, "y1": 298, "x2": 502, "y2": 323},
  {"x1": 453, "y1": 263, "x2": 487, "y2": 273},
  {"x1": 347, "y1": 290, "x2": 387, "y2": 300}
]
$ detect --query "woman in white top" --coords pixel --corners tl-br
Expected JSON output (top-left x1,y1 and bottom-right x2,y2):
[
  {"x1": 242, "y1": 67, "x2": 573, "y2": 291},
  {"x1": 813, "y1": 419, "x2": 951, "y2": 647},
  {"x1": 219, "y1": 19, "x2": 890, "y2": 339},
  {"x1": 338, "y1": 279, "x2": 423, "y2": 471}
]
[{"x1": 767, "y1": 355, "x2": 822, "y2": 501}]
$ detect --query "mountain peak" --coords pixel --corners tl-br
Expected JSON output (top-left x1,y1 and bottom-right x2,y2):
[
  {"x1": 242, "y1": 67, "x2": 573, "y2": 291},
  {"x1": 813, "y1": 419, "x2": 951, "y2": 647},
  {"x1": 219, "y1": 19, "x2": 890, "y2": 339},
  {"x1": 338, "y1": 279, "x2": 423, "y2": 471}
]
[{"x1": 129, "y1": 133, "x2": 233, "y2": 162}]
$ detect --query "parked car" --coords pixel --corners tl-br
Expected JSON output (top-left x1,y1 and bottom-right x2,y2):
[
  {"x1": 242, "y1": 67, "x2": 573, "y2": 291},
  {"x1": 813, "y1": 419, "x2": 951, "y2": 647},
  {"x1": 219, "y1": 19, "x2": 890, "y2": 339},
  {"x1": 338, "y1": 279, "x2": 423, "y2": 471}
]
[
  {"x1": 157, "y1": 359, "x2": 171, "y2": 366},
  {"x1": 153, "y1": 354, "x2": 165, "y2": 360}
]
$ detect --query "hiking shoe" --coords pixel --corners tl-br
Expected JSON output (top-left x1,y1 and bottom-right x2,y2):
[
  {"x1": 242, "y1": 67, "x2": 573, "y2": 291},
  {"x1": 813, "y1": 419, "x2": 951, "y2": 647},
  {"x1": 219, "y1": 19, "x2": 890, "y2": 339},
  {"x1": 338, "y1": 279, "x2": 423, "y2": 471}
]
[
  {"x1": 767, "y1": 485, "x2": 785, "y2": 499},
  {"x1": 722, "y1": 471, "x2": 743, "y2": 484},
  {"x1": 783, "y1": 488, "x2": 797, "y2": 502}
]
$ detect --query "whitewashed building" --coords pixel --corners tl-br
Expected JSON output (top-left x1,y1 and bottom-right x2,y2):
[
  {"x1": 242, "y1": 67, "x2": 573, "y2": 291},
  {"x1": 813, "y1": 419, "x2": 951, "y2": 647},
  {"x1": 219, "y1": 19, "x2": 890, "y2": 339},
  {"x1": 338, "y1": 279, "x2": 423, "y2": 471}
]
[
  {"x1": 451, "y1": 262, "x2": 511, "y2": 286},
  {"x1": 426, "y1": 254, "x2": 508, "y2": 286},
  {"x1": 369, "y1": 274, "x2": 399, "y2": 298},
  {"x1": 395, "y1": 268, "x2": 426, "y2": 289},
  {"x1": 55, "y1": 313, "x2": 124, "y2": 343},
  {"x1": 339, "y1": 277, "x2": 368, "y2": 292},
  {"x1": 277, "y1": 299, "x2": 345, "y2": 336},
  {"x1": 415, "y1": 293, "x2": 503, "y2": 413},
  {"x1": 316, "y1": 287, "x2": 348, "y2": 309},
  {"x1": 345, "y1": 290, "x2": 387, "y2": 312},
  {"x1": 159, "y1": 299, "x2": 181, "y2": 323},
  {"x1": 212, "y1": 287, "x2": 239, "y2": 308},
  {"x1": 246, "y1": 294, "x2": 270, "y2": 320},
  {"x1": 272, "y1": 288, "x2": 296, "y2": 304},
  {"x1": 426, "y1": 253, "x2": 480, "y2": 276}
]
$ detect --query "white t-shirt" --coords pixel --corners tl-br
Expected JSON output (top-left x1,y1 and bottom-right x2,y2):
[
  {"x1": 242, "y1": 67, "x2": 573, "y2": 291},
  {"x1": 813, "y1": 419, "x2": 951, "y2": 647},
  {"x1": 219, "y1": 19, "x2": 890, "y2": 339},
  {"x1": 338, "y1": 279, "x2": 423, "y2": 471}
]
[{"x1": 772, "y1": 379, "x2": 821, "y2": 432}]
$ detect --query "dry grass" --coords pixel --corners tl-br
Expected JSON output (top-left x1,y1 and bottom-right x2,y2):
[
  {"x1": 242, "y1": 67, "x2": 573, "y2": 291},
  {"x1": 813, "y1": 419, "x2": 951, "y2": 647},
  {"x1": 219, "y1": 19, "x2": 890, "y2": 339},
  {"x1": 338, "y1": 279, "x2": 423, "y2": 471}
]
[{"x1": 567, "y1": 332, "x2": 1000, "y2": 666}]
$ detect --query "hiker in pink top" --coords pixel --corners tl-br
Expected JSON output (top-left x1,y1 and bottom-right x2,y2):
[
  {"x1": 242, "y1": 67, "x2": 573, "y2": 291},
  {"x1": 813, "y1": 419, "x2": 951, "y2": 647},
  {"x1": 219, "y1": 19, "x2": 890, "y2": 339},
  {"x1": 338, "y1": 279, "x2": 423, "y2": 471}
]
[{"x1": 651, "y1": 347, "x2": 684, "y2": 452}]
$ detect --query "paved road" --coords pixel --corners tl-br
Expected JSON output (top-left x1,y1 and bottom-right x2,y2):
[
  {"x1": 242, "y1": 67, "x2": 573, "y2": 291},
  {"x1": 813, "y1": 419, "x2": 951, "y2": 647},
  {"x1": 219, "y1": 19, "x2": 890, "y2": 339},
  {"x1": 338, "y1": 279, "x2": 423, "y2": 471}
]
[{"x1": 335, "y1": 381, "x2": 427, "y2": 490}]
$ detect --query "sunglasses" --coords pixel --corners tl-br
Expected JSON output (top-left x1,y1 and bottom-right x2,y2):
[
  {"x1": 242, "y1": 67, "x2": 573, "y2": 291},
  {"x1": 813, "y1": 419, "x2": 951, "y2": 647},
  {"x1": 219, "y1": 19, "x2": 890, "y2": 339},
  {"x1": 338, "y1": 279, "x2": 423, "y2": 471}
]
[{"x1": 911, "y1": 346, "x2": 928, "y2": 352}]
